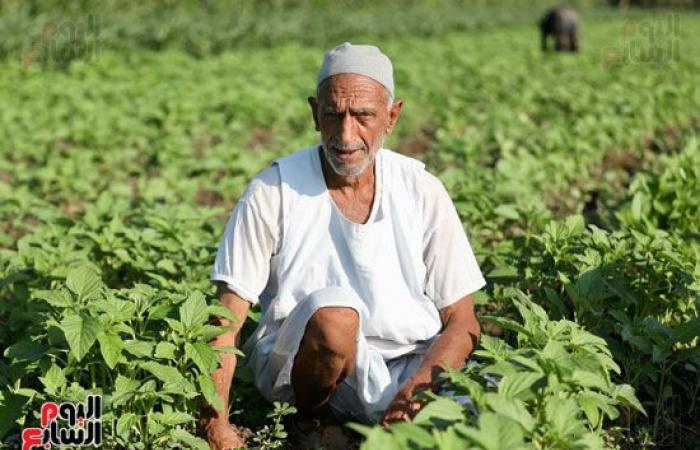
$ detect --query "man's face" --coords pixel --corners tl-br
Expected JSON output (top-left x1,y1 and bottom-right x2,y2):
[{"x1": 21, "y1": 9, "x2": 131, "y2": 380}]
[{"x1": 309, "y1": 74, "x2": 401, "y2": 178}]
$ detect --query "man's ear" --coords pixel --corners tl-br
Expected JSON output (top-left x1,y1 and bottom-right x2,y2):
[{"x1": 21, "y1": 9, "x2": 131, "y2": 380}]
[
  {"x1": 386, "y1": 98, "x2": 404, "y2": 135},
  {"x1": 308, "y1": 96, "x2": 320, "y2": 131}
]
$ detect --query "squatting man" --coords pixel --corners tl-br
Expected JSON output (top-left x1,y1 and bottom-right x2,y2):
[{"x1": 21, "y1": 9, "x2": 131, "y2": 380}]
[{"x1": 200, "y1": 42, "x2": 486, "y2": 449}]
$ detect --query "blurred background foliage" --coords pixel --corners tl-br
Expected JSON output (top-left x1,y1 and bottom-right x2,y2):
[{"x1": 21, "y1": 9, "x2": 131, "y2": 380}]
[{"x1": 2, "y1": 0, "x2": 695, "y2": 65}]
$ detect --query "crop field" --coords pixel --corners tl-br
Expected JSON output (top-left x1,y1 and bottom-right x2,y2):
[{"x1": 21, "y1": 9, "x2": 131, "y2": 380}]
[{"x1": 1, "y1": 1, "x2": 699, "y2": 449}]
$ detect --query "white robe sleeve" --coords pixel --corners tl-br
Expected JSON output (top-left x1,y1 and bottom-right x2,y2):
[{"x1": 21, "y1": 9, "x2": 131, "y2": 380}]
[
  {"x1": 211, "y1": 165, "x2": 282, "y2": 304},
  {"x1": 422, "y1": 171, "x2": 486, "y2": 309}
]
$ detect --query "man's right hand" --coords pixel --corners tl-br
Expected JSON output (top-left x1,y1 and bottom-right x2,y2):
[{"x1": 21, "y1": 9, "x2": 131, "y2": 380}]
[
  {"x1": 202, "y1": 284, "x2": 251, "y2": 449},
  {"x1": 204, "y1": 419, "x2": 247, "y2": 450}
]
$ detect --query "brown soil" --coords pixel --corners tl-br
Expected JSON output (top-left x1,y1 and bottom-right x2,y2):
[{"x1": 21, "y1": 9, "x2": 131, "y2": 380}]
[
  {"x1": 192, "y1": 134, "x2": 222, "y2": 158},
  {"x1": 248, "y1": 128, "x2": 274, "y2": 151},
  {"x1": 59, "y1": 198, "x2": 86, "y2": 218},
  {"x1": 395, "y1": 125, "x2": 436, "y2": 156},
  {"x1": 196, "y1": 187, "x2": 225, "y2": 207}
]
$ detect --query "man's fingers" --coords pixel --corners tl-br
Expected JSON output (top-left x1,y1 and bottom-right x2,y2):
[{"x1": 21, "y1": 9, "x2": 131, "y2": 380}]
[
  {"x1": 381, "y1": 402, "x2": 411, "y2": 426},
  {"x1": 381, "y1": 399, "x2": 425, "y2": 427}
]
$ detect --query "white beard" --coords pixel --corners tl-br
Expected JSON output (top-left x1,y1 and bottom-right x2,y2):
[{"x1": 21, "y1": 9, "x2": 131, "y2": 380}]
[{"x1": 323, "y1": 135, "x2": 385, "y2": 178}]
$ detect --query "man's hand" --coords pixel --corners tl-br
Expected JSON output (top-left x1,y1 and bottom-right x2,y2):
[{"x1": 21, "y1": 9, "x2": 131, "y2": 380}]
[
  {"x1": 200, "y1": 283, "x2": 251, "y2": 449},
  {"x1": 380, "y1": 380, "x2": 427, "y2": 426},
  {"x1": 204, "y1": 418, "x2": 247, "y2": 450},
  {"x1": 380, "y1": 295, "x2": 480, "y2": 427}
]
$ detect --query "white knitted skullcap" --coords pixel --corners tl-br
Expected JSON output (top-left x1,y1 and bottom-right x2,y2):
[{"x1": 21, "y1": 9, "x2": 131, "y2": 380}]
[{"x1": 317, "y1": 42, "x2": 394, "y2": 98}]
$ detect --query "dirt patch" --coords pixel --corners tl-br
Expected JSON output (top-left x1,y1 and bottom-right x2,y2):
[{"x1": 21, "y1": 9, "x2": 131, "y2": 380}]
[
  {"x1": 599, "y1": 148, "x2": 644, "y2": 175},
  {"x1": 0, "y1": 215, "x2": 39, "y2": 248},
  {"x1": 54, "y1": 139, "x2": 80, "y2": 154},
  {"x1": 231, "y1": 423, "x2": 255, "y2": 442},
  {"x1": 248, "y1": 128, "x2": 274, "y2": 151},
  {"x1": 192, "y1": 134, "x2": 222, "y2": 158},
  {"x1": 60, "y1": 199, "x2": 85, "y2": 218},
  {"x1": 0, "y1": 223, "x2": 26, "y2": 247},
  {"x1": 640, "y1": 123, "x2": 688, "y2": 155},
  {"x1": 196, "y1": 187, "x2": 225, "y2": 207},
  {"x1": 395, "y1": 125, "x2": 436, "y2": 156}
]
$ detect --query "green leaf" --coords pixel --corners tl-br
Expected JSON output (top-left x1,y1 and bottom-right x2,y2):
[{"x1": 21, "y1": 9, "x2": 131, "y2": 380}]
[
  {"x1": 3, "y1": 338, "x2": 47, "y2": 362},
  {"x1": 116, "y1": 412, "x2": 139, "y2": 439},
  {"x1": 0, "y1": 391, "x2": 31, "y2": 439},
  {"x1": 113, "y1": 375, "x2": 140, "y2": 406},
  {"x1": 498, "y1": 372, "x2": 543, "y2": 401},
  {"x1": 413, "y1": 397, "x2": 464, "y2": 425},
  {"x1": 185, "y1": 342, "x2": 219, "y2": 374},
  {"x1": 149, "y1": 303, "x2": 174, "y2": 320},
  {"x1": 115, "y1": 374, "x2": 141, "y2": 393},
  {"x1": 480, "y1": 315, "x2": 529, "y2": 336},
  {"x1": 179, "y1": 291, "x2": 209, "y2": 329},
  {"x1": 218, "y1": 345, "x2": 244, "y2": 357},
  {"x1": 139, "y1": 380, "x2": 157, "y2": 393},
  {"x1": 483, "y1": 393, "x2": 535, "y2": 432},
  {"x1": 198, "y1": 374, "x2": 224, "y2": 412},
  {"x1": 570, "y1": 369, "x2": 609, "y2": 390},
  {"x1": 207, "y1": 304, "x2": 239, "y2": 323},
  {"x1": 541, "y1": 340, "x2": 568, "y2": 361},
  {"x1": 169, "y1": 428, "x2": 210, "y2": 450},
  {"x1": 564, "y1": 215, "x2": 585, "y2": 235},
  {"x1": 652, "y1": 345, "x2": 671, "y2": 363},
  {"x1": 153, "y1": 411, "x2": 194, "y2": 425},
  {"x1": 348, "y1": 424, "x2": 401, "y2": 449},
  {"x1": 576, "y1": 390, "x2": 619, "y2": 427},
  {"x1": 494, "y1": 204, "x2": 520, "y2": 220},
  {"x1": 39, "y1": 363, "x2": 66, "y2": 396},
  {"x1": 454, "y1": 413, "x2": 527, "y2": 450},
  {"x1": 631, "y1": 192, "x2": 645, "y2": 221},
  {"x1": 66, "y1": 265, "x2": 102, "y2": 300},
  {"x1": 97, "y1": 332, "x2": 124, "y2": 369},
  {"x1": 156, "y1": 259, "x2": 178, "y2": 274},
  {"x1": 190, "y1": 324, "x2": 227, "y2": 341},
  {"x1": 147, "y1": 419, "x2": 165, "y2": 437},
  {"x1": 389, "y1": 422, "x2": 435, "y2": 448},
  {"x1": 613, "y1": 384, "x2": 646, "y2": 416},
  {"x1": 545, "y1": 397, "x2": 585, "y2": 437},
  {"x1": 477, "y1": 334, "x2": 513, "y2": 360},
  {"x1": 164, "y1": 318, "x2": 187, "y2": 335},
  {"x1": 433, "y1": 426, "x2": 471, "y2": 450},
  {"x1": 672, "y1": 318, "x2": 700, "y2": 343},
  {"x1": 34, "y1": 289, "x2": 73, "y2": 307},
  {"x1": 154, "y1": 342, "x2": 178, "y2": 360},
  {"x1": 123, "y1": 340, "x2": 154, "y2": 358},
  {"x1": 574, "y1": 431, "x2": 606, "y2": 450},
  {"x1": 59, "y1": 313, "x2": 101, "y2": 362},
  {"x1": 140, "y1": 361, "x2": 186, "y2": 384},
  {"x1": 94, "y1": 297, "x2": 136, "y2": 321}
]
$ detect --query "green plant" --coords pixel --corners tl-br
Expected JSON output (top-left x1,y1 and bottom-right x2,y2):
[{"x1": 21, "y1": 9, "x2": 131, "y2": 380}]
[
  {"x1": 351, "y1": 293, "x2": 644, "y2": 449},
  {"x1": 250, "y1": 402, "x2": 297, "y2": 449}
]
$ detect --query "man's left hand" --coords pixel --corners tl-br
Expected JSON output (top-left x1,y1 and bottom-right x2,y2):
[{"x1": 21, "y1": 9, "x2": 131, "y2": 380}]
[
  {"x1": 379, "y1": 380, "x2": 429, "y2": 426},
  {"x1": 380, "y1": 295, "x2": 480, "y2": 427}
]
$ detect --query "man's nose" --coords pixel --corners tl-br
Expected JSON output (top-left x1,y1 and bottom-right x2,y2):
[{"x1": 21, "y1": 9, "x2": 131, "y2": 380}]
[{"x1": 339, "y1": 113, "x2": 356, "y2": 145}]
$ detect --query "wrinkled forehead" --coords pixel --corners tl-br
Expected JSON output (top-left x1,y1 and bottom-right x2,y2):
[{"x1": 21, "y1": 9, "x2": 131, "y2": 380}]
[{"x1": 317, "y1": 73, "x2": 389, "y2": 107}]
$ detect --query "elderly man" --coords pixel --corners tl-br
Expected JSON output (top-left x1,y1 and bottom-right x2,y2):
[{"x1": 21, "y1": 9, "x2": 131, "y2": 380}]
[{"x1": 201, "y1": 42, "x2": 485, "y2": 449}]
